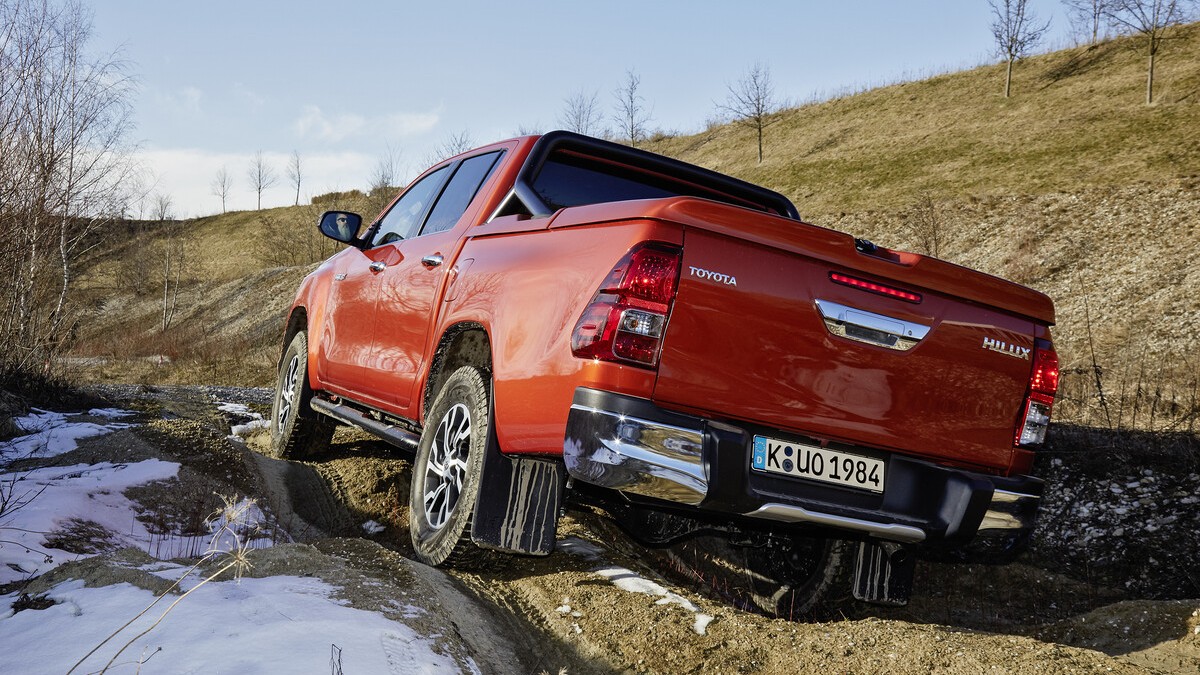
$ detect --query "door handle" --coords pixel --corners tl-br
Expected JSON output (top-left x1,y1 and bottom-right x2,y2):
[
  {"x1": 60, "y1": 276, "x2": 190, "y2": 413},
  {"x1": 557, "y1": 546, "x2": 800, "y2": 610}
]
[
  {"x1": 368, "y1": 261, "x2": 386, "y2": 273},
  {"x1": 421, "y1": 254, "x2": 443, "y2": 268}
]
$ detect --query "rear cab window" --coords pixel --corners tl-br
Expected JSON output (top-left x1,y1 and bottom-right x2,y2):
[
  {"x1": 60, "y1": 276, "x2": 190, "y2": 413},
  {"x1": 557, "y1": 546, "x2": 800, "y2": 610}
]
[{"x1": 525, "y1": 142, "x2": 794, "y2": 218}]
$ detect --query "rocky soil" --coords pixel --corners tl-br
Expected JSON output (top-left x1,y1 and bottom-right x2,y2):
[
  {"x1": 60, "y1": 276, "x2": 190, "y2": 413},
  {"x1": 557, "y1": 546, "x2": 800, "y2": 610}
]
[{"x1": 4, "y1": 384, "x2": 1199, "y2": 673}]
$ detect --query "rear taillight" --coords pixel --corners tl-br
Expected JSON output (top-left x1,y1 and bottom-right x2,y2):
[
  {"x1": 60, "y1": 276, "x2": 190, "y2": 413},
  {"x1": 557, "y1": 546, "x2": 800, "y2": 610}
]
[
  {"x1": 1016, "y1": 339, "x2": 1059, "y2": 447},
  {"x1": 571, "y1": 243, "x2": 681, "y2": 367}
]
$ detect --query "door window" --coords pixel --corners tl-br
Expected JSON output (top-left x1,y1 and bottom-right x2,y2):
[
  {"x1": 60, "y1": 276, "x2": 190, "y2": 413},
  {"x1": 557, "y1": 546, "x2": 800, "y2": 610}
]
[
  {"x1": 371, "y1": 165, "x2": 450, "y2": 247},
  {"x1": 420, "y1": 151, "x2": 503, "y2": 235}
]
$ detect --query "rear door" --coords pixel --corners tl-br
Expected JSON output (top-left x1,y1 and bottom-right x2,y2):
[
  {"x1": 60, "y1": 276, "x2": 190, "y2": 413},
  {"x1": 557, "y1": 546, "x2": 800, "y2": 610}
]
[{"x1": 654, "y1": 226, "x2": 1036, "y2": 471}]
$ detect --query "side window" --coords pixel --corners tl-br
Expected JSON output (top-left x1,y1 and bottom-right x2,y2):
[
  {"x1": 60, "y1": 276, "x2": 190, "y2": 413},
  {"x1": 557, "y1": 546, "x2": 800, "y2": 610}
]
[
  {"x1": 420, "y1": 151, "x2": 503, "y2": 236},
  {"x1": 371, "y1": 165, "x2": 449, "y2": 247}
]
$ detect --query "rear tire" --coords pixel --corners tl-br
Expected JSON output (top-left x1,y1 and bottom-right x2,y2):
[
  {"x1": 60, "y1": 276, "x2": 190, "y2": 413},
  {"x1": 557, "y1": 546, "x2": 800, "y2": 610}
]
[
  {"x1": 269, "y1": 331, "x2": 334, "y2": 460},
  {"x1": 662, "y1": 533, "x2": 855, "y2": 620},
  {"x1": 408, "y1": 366, "x2": 494, "y2": 569}
]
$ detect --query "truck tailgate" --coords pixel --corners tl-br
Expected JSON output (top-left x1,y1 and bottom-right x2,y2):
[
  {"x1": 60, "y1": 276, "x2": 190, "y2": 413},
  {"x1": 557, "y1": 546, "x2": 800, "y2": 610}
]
[{"x1": 653, "y1": 213, "x2": 1051, "y2": 472}]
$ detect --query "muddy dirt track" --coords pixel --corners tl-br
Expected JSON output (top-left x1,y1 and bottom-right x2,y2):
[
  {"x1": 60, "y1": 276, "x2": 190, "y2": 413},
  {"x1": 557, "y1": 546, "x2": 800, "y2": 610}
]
[{"x1": 48, "y1": 385, "x2": 1200, "y2": 672}]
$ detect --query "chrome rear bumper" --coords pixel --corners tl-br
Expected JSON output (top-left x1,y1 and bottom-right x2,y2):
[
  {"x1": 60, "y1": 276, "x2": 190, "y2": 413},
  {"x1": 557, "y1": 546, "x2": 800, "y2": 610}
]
[
  {"x1": 563, "y1": 388, "x2": 1043, "y2": 546},
  {"x1": 563, "y1": 404, "x2": 708, "y2": 506}
]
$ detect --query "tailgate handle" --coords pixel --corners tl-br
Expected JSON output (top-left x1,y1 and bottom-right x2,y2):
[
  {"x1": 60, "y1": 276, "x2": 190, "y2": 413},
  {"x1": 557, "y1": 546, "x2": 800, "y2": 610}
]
[{"x1": 814, "y1": 299, "x2": 930, "y2": 352}]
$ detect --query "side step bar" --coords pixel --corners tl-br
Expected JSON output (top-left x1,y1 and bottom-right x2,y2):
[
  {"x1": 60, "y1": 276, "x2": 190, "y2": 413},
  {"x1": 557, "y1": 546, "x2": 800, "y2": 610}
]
[{"x1": 310, "y1": 397, "x2": 420, "y2": 449}]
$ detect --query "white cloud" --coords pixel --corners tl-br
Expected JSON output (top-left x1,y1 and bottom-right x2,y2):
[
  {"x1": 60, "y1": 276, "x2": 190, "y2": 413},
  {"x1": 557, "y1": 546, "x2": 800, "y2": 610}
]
[
  {"x1": 292, "y1": 104, "x2": 367, "y2": 142},
  {"x1": 382, "y1": 110, "x2": 441, "y2": 137},
  {"x1": 232, "y1": 82, "x2": 266, "y2": 112},
  {"x1": 134, "y1": 147, "x2": 377, "y2": 218},
  {"x1": 292, "y1": 104, "x2": 439, "y2": 142},
  {"x1": 154, "y1": 85, "x2": 204, "y2": 116}
]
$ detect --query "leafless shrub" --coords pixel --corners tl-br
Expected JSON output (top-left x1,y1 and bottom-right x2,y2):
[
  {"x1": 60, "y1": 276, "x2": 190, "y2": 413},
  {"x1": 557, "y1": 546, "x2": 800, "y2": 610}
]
[
  {"x1": 1056, "y1": 280, "x2": 1200, "y2": 446},
  {"x1": 286, "y1": 150, "x2": 303, "y2": 207},
  {"x1": 368, "y1": 144, "x2": 404, "y2": 216},
  {"x1": 255, "y1": 205, "x2": 341, "y2": 268},
  {"x1": 902, "y1": 192, "x2": 944, "y2": 258}
]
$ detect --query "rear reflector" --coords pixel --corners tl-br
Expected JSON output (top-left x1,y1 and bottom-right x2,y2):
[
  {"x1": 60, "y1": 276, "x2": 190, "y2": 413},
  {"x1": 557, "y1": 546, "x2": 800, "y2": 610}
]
[
  {"x1": 830, "y1": 272, "x2": 922, "y2": 303},
  {"x1": 571, "y1": 243, "x2": 681, "y2": 367}
]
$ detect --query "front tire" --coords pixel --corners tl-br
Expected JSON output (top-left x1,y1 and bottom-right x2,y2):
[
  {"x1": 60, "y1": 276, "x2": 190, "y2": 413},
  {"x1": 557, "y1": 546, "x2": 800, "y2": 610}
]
[
  {"x1": 270, "y1": 331, "x2": 334, "y2": 459},
  {"x1": 408, "y1": 366, "x2": 493, "y2": 568}
]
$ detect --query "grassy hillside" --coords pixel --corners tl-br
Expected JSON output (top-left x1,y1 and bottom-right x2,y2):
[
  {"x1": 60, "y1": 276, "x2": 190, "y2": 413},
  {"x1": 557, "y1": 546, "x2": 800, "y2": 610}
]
[
  {"x1": 71, "y1": 26, "x2": 1200, "y2": 431},
  {"x1": 646, "y1": 23, "x2": 1200, "y2": 216}
]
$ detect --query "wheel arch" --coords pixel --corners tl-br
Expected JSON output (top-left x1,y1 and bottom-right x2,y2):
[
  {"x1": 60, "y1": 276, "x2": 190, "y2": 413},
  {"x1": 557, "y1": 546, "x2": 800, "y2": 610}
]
[
  {"x1": 280, "y1": 307, "x2": 309, "y2": 366},
  {"x1": 422, "y1": 322, "x2": 493, "y2": 423}
]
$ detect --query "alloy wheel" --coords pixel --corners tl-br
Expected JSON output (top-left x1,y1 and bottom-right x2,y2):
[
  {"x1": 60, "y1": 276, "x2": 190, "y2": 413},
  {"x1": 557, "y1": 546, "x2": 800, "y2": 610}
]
[{"x1": 422, "y1": 402, "x2": 472, "y2": 529}]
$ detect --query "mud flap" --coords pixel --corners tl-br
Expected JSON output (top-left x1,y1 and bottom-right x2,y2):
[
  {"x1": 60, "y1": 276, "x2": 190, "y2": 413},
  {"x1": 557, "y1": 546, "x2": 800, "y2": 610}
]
[
  {"x1": 852, "y1": 541, "x2": 915, "y2": 606},
  {"x1": 470, "y1": 443, "x2": 566, "y2": 556}
]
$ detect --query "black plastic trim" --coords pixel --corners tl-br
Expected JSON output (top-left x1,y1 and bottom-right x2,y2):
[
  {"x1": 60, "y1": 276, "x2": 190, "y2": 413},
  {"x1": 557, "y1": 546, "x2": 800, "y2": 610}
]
[{"x1": 514, "y1": 131, "x2": 802, "y2": 221}]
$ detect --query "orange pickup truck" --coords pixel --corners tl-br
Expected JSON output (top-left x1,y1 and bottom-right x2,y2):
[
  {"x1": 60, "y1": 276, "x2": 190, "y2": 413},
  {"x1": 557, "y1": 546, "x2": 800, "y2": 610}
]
[{"x1": 271, "y1": 131, "x2": 1058, "y2": 614}]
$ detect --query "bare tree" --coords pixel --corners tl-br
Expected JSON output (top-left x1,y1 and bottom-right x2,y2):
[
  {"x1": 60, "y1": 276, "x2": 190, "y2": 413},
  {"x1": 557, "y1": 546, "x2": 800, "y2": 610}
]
[
  {"x1": 988, "y1": 0, "x2": 1052, "y2": 98},
  {"x1": 429, "y1": 130, "x2": 474, "y2": 163},
  {"x1": 1063, "y1": 0, "x2": 1112, "y2": 43},
  {"x1": 210, "y1": 166, "x2": 232, "y2": 214},
  {"x1": 286, "y1": 150, "x2": 302, "y2": 206},
  {"x1": 1106, "y1": 0, "x2": 1196, "y2": 104},
  {"x1": 559, "y1": 89, "x2": 604, "y2": 136},
  {"x1": 151, "y1": 192, "x2": 173, "y2": 223},
  {"x1": 612, "y1": 69, "x2": 652, "y2": 147},
  {"x1": 247, "y1": 150, "x2": 277, "y2": 210},
  {"x1": 150, "y1": 193, "x2": 184, "y2": 332},
  {"x1": 369, "y1": 144, "x2": 403, "y2": 215},
  {"x1": 0, "y1": 0, "x2": 137, "y2": 379},
  {"x1": 717, "y1": 62, "x2": 781, "y2": 163}
]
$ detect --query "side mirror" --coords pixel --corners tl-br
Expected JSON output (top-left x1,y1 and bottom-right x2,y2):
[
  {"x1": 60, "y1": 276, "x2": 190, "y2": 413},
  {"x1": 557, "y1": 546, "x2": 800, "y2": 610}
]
[{"x1": 319, "y1": 211, "x2": 364, "y2": 245}]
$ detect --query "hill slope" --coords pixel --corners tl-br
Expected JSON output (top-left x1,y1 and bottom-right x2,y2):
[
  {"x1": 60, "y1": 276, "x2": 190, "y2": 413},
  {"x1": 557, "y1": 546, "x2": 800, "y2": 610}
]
[{"x1": 647, "y1": 23, "x2": 1200, "y2": 216}]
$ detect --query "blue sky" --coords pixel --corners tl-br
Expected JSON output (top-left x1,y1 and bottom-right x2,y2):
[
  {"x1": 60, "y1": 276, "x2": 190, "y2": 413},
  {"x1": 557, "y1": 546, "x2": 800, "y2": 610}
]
[{"x1": 89, "y1": 1, "x2": 1076, "y2": 217}]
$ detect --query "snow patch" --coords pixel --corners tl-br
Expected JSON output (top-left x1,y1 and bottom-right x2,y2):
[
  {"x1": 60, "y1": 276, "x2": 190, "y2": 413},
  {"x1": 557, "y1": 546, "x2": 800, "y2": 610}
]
[
  {"x1": 593, "y1": 566, "x2": 713, "y2": 635},
  {"x1": 362, "y1": 520, "x2": 386, "y2": 535},
  {"x1": 2, "y1": 408, "x2": 135, "y2": 463},
  {"x1": 0, "y1": 460, "x2": 181, "y2": 584},
  {"x1": 0, "y1": 575, "x2": 473, "y2": 674},
  {"x1": 231, "y1": 418, "x2": 269, "y2": 437},
  {"x1": 219, "y1": 401, "x2": 269, "y2": 439}
]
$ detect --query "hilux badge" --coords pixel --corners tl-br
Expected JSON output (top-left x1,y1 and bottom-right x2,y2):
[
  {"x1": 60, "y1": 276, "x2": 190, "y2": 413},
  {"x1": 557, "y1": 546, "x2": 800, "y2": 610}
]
[
  {"x1": 982, "y1": 336, "x2": 1031, "y2": 360},
  {"x1": 688, "y1": 265, "x2": 737, "y2": 286}
]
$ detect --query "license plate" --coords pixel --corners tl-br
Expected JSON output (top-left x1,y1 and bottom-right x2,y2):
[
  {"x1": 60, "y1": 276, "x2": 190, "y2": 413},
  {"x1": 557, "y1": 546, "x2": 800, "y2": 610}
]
[{"x1": 751, "y1": 436, "x2": 885, "y2": 493}]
